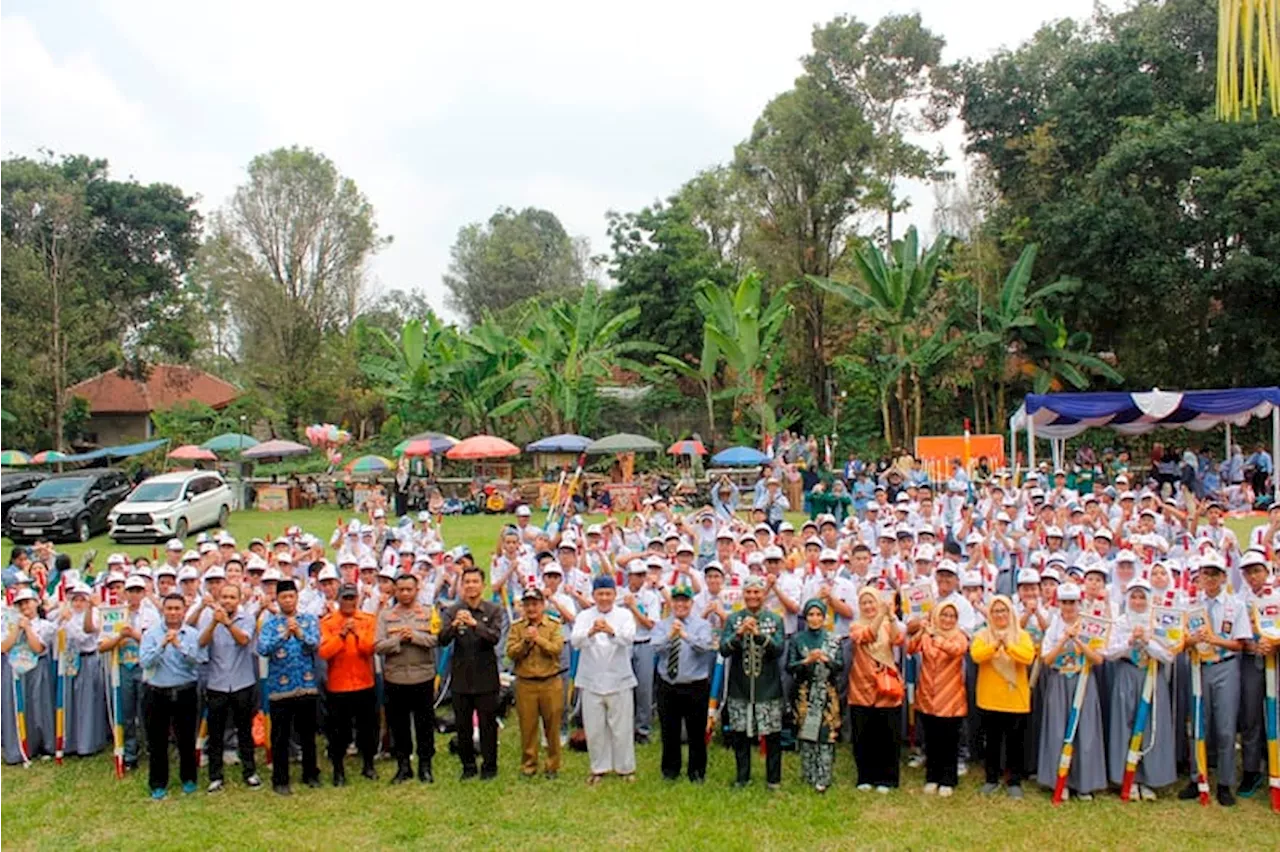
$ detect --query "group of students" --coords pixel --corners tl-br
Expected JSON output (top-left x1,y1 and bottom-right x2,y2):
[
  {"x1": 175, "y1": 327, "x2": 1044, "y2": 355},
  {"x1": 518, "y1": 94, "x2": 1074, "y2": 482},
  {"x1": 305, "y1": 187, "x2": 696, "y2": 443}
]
[{"x1": 3, "y1": 474, "x2": 1279, "y2": 807}]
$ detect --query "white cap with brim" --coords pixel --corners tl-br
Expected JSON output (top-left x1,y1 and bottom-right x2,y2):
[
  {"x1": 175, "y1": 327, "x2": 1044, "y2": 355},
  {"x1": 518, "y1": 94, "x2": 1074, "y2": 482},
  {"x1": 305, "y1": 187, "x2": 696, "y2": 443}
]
[
  {"x1": 124, "y1": 576, "x2": 147, "y2": 590},
  {"x1": 1056, "y1": 582, "x2": 1082, "y2": 601},
  {"x1": 1016, "y1": 568, "x2": 1041, "y2": 586}
]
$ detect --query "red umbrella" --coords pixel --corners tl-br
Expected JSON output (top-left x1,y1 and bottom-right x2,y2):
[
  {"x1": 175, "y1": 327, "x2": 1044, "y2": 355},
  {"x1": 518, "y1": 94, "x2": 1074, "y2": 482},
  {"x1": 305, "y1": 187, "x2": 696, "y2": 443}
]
[
  {"x1": 667, "y1": 439, "x2": 707, "y2": 456},
  {"x1": 169, "y1": 444, "x2": 217, "y2": 461},
  {"x1": 445, "y1": 435, "x2": 521, "y2": 460}
]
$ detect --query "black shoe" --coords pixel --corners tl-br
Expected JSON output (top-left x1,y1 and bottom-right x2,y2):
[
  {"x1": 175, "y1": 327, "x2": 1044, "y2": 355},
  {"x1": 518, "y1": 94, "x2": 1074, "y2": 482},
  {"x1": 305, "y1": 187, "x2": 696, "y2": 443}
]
[
  {"x1": 689, "y1": 774, "x2": 705, "y2": 784},
  {"x1": 1217, "y1": 785, "x2": 1236, "y2": 807},
  {"x1": 544, "y1": 770, "x2": 558, "y2": 781},
  {"x1": 479, "y1": 769, "x2": 498, "y2": 781},
  {"x1": 731, "y1": 779, "x2": 750, "y2": 789},
  {"x1": 391, "y1": 763, "x2": 414, "y2": 785},
  {"x1": 273, "y1": 784, "x2": 292, "y2": 796},
  {"x1": 1177, "y1": 783, "x2": 1201, "y2": 800},
  {"x1": 460, "y1": 767, "x2": 478, "y2": 781},
  {"x1": 662, "y1": 773, "x2": 679, "y2": 782},
  {"x1": 635, "y1": 734, "x2": 650, "y2": 745},
  {"x1": 304, "y1": 777, "x2": 323, "y2": 789},
  {"x1": 1237, "y1": 771, "x2": 1264, "y2": 798},
  {"x1": 361, "y1": 764, "x2": 377, "y2": 781},
  {"x1": 333, "y1": 770, "x2": 346, "y2": 787},
  {"x1": 418, "y1": 762, "x2": 434, "y2": 784}
]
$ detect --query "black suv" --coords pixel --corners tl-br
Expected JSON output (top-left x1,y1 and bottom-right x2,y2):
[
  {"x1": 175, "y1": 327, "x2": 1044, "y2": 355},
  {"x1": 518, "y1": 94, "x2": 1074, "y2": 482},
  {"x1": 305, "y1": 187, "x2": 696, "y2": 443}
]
[
  {"x1": 7, "y1": 469, "x2": 132, "y2": 543},
  {"x1": 1, "y1": 470, "x2": 48, "y2": 531}
]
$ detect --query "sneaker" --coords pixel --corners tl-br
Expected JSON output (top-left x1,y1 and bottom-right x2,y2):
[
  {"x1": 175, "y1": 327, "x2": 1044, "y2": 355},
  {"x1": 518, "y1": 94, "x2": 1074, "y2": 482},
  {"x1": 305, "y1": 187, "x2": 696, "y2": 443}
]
[
  {"x1": 923, "y1": 782, "x2": 938, "y2": 795},
  {"x1": 181, "y1": 781, "x2": 197, "y2": 795},
  {"x1": 938, "y1": 785, "x2": 954, "y2": 798},
  {"x1": 856, "y1": 783, "x2": 872, "y2": 792},
  {"x1": 767, "y1": 782, "x2": 781, "y2": 792},
  {"x1": 1177, "y1": 783, "x2": 1200, "y2": 800},
  {"x1": 1139, "y1": 785, "x2": 1156, "y2": 801},
  {"x1": 1237, "y1": 772, "x2": 1263, "y2": 798},
  {"x1": 150, "y1": 788, "x2": 167, "y2": 801},
  {"x1": 273, "y1": 784, "x2": 292, "y2": 796},
  {"x1": 224, "y1": 749, "x2": 240, "y2": 766},
  {"x1": 814, "y1": 784, "x2": 827, "y2": 793},
  {"x1": 956, "y1": 760, "x2": 968, "y2": 777},
  {"x1": 1216, "y1": 785, "x2": 1236, "y2": 807},
  {"x1": 907, "y1": 754, "x2": 925, "y2": 769},
  {"x1": 304, "y1": 777, "x2": 322, "y2": 789},
  {"x1": 1075, "y1": 792, "x2": 1093, "y2": 801},
  {"x1": 980, "y1": 782, "x2": 1000, "y2": 796},
  {"x1": 1060, "y1": 789, "x2": 1070, "y2": 802},
  {"x1": 1007, "y1": 785, "x2": 1024, "y2": 800},
  {"x1": 875, "y1": 785, "x2": 890, "y2": 794},
  {"x1": 245, "y1": 775, "x2": 262, "y2": 789},
  {"x1": 207, "y1": 779, "x2": 224, "y2": 794}
]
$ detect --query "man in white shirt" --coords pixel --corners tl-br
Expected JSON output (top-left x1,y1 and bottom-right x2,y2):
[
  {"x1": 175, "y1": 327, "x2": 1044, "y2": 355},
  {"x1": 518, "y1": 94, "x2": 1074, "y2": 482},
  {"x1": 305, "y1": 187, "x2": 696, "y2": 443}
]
[
  {"x1": 622, "y1": 560, "x2": 662, "y2": 743},
  {"x1": 570, "y1": 575, "x2": 638, "y2": 783}
]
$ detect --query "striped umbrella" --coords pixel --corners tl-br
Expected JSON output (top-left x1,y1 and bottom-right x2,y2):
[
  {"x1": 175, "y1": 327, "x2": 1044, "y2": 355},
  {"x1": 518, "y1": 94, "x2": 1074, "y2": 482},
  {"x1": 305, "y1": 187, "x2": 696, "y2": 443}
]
[
  {"x1": 345, "y1": 455, "x2": 394, "y2": 474},
  {"x1": 667, "y1": 439, "x2": 707, "y2": 456},
  {"x1": 30, "y1": 450, "x2": 68, "y2": 464},
  {"x1": 395, "y1": 433, "x2": 458, "y2": 457},
  {"x1": 0, "y1": 450, "x2": 31, "y2": 466}
]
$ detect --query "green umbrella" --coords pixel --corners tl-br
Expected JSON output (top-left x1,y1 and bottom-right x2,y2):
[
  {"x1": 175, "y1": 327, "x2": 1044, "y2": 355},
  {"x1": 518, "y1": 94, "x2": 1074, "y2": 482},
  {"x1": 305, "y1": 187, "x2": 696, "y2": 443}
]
[
  {"x1": 0, "y1": 449, "x2": 30, "y2": 465},
  {"x1": 585, "y1": 433, "x2": 662, "y2": 454},
  {"x1": 202, "y1": 433, "x2": 260, "y2": 453}
]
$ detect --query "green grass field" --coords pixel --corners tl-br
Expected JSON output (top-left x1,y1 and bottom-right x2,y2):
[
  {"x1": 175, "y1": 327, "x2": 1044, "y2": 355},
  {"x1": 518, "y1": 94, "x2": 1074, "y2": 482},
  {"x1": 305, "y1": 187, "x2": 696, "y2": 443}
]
[{"x1": 2, "y1": 510, "x2": 1275, "y2": 851}]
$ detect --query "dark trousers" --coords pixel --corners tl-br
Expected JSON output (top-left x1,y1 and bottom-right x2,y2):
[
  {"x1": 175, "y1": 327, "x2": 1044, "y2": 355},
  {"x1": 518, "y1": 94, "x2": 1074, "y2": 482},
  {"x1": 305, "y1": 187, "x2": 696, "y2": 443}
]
[
  {"x1": 385, "y1": 680, "x2": 436, "y2": 764},
  {"x1": 453, "y1": 690, "x2": 498, "y2": 774},
  {"x1": 656, "y1": 677, "x2": 710, "y2": 780},
  {"x1": 732, "y1": 732, "x2": 781, "y2": 784},
  {"x1": 206, "y1": 684, "x2": 257, "y2": 782},
  {"x1": 269, "y1": 695, "x2": 319, "y2": 788},
  {"x1": 981, "y1": 709, "x2": 1027, "y2": 785},
  {"x1": 143, "y1": 683, "x2": 198, "y2": 791},
  {"x1": 326, "y1": 687, "x2": 378, "y2": 770},
  {"x1": 921, "y1": 712, "x2": 961, "y2": 787},
  {"x1": 851, "y1": 705, "x2": 900, "y2": 787}
]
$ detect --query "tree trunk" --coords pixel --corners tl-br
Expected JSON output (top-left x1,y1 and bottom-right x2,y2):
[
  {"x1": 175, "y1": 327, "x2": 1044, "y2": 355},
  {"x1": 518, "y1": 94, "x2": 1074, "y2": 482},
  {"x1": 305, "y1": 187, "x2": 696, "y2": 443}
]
[
  {"x1": 913, "y1": 370, "x2": 923, "y2": 446},
  {"x1": 880, "y1": 387, "x2": 893, "y2": 451},
  {"x1": 703, "y1": 381, "x2": 716, "y2": 443}
]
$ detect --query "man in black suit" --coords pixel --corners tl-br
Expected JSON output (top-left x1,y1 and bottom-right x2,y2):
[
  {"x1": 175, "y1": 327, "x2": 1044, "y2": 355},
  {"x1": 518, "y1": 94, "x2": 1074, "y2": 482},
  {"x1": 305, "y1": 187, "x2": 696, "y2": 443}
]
[{"x1": 438, "y1": 565, "x2": 503, "y2": 780}]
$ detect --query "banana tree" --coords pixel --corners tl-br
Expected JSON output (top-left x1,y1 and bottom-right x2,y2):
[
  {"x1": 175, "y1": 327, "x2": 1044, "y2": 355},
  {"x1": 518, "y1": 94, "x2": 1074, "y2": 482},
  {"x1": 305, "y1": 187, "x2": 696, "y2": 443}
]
[
  {"x1": 518, "y1": 283, "x2": 659, "y2": 434},
  {"x1": 1011, "y1": 307, "x2": 1123, "y2": 394},
  {"x1": 810, "y1": 226, "x2": 949, "y2": 446},
  {"x1": 695, "y1": 271, "x2": 793, "y2": 443}
]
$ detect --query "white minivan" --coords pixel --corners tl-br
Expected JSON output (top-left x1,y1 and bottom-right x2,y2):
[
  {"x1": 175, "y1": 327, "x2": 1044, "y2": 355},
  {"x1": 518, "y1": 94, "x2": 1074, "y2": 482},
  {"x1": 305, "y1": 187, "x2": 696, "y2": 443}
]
[{"x1": 109, "y1": 470, "x2": 233, "y2": 542}]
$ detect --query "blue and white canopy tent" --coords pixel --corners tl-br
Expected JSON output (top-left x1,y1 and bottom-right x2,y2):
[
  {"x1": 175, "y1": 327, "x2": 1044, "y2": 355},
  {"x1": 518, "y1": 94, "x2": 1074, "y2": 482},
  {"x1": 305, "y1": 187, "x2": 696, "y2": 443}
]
[{"x1": 1010, "y1": 388, "x2": 1280, "y2": 500}]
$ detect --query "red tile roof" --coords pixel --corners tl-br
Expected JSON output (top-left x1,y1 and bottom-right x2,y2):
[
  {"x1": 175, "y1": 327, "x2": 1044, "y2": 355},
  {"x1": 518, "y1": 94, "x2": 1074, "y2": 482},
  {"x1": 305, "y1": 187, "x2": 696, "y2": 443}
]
[{"x1": 67, "y1": 365, "x2": 240, "y2": 415}]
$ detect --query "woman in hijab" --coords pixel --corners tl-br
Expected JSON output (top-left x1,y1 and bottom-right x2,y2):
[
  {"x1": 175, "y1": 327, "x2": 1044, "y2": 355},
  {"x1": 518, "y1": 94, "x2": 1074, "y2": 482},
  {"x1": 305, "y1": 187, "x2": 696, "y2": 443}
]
[
  {"x1": 57, "y1": 584, "x2": 108, "y2": 756},
  {"x1": 908, "y1": 600, "x2": 969, "y2": 797},
  {"x1": 1036, "y1": 583, "x2": 1107, "y2": 800},
  {"x1": 1104, "y1": 578, "x2": 1176, "y2": 799},
  {"x1": 970, "y1": 594, "x2": 1036, "y2": 798},
  {"x1": 788, "y1": 598, "x2": 843, "y2": 792},
  {"x1": 847, "y1": 587, "x2": 904, "y2": 792},
  {"x1": 2, "y1": 589, "x2": 57, "y2": 764}
]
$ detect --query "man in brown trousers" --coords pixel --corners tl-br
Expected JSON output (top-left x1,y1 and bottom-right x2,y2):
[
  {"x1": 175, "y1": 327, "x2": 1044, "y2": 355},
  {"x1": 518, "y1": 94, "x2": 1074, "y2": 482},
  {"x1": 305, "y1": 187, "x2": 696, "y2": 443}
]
[{"x1": 505, "y1": 586, "x2": 565, "y2": 779}]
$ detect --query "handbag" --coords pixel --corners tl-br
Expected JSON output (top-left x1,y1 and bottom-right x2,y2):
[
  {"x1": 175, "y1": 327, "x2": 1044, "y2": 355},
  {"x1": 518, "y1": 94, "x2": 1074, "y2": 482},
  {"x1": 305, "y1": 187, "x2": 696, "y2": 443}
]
[{"x1": 873, "y1": 662, "x2": 905, "y2": 702}]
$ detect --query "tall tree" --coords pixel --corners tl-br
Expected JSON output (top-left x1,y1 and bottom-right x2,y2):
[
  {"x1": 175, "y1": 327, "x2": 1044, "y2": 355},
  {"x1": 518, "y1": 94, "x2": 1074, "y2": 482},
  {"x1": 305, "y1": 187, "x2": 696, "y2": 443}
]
[
  {"x1": 443, "y1": 206, "x2": 585, "y2": 325},
  {"x1": 734, "y1": 74, "x2": 878, "y2": 410},
  {"x1": 805, "y1": 13, "x2": 952, "y2": 242},
  {"x1": 202, "y1": 146, "x2": 388, "y2": 431}
]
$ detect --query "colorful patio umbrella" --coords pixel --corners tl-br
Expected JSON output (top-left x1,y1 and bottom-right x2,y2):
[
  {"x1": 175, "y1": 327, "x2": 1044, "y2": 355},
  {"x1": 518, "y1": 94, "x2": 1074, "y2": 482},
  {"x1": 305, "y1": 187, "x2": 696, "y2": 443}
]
[
  {"x1": 30, "y1": 450, "x2": 68, "y2": 464},
  {"x1": 667, "y1": 439, "x2": 707, "y2": 456},
  {"x1": 168, "y1": 444, "x2": 217, "y2": 461},
  {"x1": 0, "y1": 450, "x2": 30, "y2": 466},
  {"x1": 346, "y1": 455, "x2": 394, "y2": 474},
  {"x1": 241, "y1": 439, "x2": 310, "y2": 459},
  {"x1": 585, "y1": 433, "x2": 661, "y2": 454},
  {"x1": 525, "y1": 433, "x2": 593, "y2": 453},
  {"x1": 396, "y1": 432, "x2": 458, "y2": 457},
  {"x1": 445, "y1": 435, "x2": 521, "y2": 460},
  {"x1": 711, "y1": 445, "x2": 769, "y2": 466},
  {"x1": 201, "y1": 433, "x2": 259, "y2": 453}
]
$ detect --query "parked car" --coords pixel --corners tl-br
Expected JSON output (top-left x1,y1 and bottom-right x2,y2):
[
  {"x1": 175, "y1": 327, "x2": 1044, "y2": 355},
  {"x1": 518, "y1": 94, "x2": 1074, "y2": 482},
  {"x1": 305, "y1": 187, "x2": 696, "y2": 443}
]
[
  {"x1": 7, "y1": 469, "x2": 132, "y2": 543},
  {"x1": 109, "y1": 470, "x2": 233, "y2": 542},
  {"x1": 1, "y1": 470, "x2": 49, "y2": 532}
]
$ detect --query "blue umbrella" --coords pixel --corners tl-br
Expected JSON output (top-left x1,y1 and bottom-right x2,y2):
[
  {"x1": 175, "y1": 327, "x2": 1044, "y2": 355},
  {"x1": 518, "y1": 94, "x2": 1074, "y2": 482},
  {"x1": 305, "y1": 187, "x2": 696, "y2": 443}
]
[
  {"x1": 711, "y1": 446, "x2": 769, "y2": 466},
  {"x1": 525, "y1": 433, "x2": 593, "y2": 453}
]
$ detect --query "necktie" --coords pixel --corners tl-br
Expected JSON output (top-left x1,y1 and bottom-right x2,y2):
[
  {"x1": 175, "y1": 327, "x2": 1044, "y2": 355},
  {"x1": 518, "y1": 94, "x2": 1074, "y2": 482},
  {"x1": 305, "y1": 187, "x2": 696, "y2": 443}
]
[{"x1": 667, "y1": 630, "x2": 681, "y2": 681}]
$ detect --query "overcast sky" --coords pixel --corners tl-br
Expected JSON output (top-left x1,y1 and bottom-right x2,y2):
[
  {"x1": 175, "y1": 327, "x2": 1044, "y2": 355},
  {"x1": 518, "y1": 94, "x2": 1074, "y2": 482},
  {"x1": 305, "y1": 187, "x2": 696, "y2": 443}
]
[{"x1": 2, "y1": 0, "x2": 1097, "y2": 321}]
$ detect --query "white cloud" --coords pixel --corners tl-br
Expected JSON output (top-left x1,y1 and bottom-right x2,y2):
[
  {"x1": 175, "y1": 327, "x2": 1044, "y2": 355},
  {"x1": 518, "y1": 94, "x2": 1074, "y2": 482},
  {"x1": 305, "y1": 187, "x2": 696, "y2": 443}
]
[{"x1": 4, "y1": 0, "x2": 1099, "y2": 320}]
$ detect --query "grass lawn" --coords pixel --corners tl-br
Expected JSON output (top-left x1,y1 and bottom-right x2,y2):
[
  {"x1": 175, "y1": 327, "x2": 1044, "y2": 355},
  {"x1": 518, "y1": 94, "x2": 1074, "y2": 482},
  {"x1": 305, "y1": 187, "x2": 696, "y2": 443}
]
[{"x1": 1, "y1": 510, "x2": 1274, "y2": 851}]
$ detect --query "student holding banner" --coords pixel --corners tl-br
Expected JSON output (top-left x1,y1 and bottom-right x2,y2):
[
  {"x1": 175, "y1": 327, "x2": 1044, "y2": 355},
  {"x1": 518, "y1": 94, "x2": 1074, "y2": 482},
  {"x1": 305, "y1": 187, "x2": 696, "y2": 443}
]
[
  {"x1": 58, "y1": 584, "x2": 107, "y2": 757},
  {"x1": 2, "y1": 589, "x2": 56, "y2": 764},
  {"x1": 97, "y1": 575, "x2": 155, "y2": 772},
  {"x1": 1235, "y1": 549, "x2": 1272, "y2": 799},
  {"x1": 1037, "y1": 582, "x2": 1107, "y2": 800},
  {"x1": 1177, "y1": 551, "x2": 1249, "y2": 806},
  {"x1": 1105, "y1": 578, "x2": 1176, "y2": 799}
]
